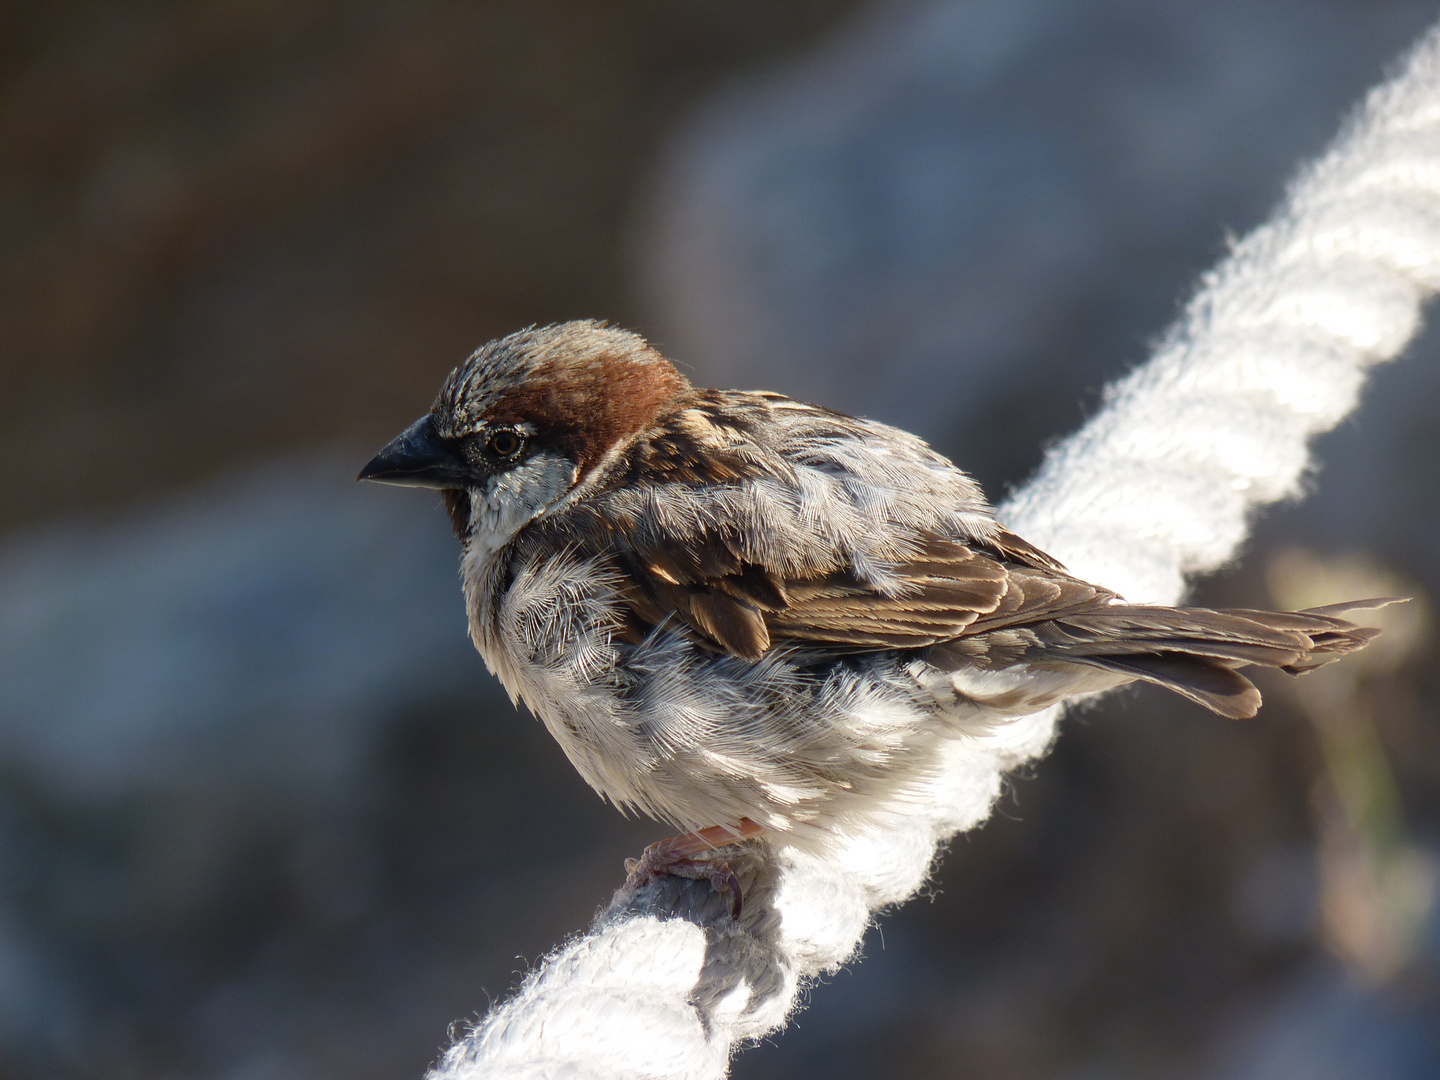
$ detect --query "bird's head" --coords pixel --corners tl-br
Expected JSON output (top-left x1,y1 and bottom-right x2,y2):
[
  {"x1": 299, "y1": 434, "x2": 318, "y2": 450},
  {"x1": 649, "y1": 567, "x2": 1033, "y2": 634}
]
[{"x1": 359, "y1": 320, "x2": 689, "y2": 550}]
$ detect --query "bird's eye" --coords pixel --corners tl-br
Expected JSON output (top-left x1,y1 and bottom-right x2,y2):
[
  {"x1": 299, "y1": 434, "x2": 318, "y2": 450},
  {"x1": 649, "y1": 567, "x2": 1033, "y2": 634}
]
[{"x1": 486, "y1": 430, "x2": 524, "y2": 460}]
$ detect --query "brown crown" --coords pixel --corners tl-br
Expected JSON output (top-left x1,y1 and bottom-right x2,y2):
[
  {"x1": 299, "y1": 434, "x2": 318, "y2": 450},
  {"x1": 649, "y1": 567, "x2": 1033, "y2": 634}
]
[{"x1": 436, "y1": 321, "x2": 691, "y2": 478}]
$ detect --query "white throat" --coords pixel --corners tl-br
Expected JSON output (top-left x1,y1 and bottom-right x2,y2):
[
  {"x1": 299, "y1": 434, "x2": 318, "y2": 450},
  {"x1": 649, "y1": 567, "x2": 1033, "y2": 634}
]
[{"x1": 461, "y1": 450, "x2": 578, "y2": 563}]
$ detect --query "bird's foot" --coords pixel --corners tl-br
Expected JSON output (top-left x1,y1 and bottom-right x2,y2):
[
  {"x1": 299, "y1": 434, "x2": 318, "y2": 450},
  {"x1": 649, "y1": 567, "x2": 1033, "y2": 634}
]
[{"x1": 623, "y1": 819, "x2": 766, "y2": 918}]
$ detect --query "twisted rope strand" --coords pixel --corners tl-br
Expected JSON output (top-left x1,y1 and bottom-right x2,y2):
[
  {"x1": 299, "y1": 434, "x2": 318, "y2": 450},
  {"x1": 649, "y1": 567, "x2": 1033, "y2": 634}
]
[{"x1": 431, "y1": 22, "x2": 1440, "y2": 1080}]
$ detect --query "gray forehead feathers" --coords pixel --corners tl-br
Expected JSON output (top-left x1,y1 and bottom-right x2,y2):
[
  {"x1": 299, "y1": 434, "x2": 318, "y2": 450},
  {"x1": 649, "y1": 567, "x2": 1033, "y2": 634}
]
[{"x1": 435, "y1": 320, "x2": 659, "y2": 432}]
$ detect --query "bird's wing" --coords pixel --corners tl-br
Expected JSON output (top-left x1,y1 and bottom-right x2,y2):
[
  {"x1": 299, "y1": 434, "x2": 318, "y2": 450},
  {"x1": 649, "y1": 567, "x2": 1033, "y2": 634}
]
[
  {"x1": 760, "y1": 530, "x2": 1108, "y2": 654},
  {"x1": 552, "y1": 506, "x2": 1106, "y2": 660},
  {"x1": 524, "y1": 390, "x2": 1110, "y2": 660}
]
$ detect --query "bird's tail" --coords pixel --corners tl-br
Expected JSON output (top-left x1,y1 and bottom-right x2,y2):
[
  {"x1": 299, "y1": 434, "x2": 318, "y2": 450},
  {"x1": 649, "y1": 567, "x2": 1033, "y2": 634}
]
[{"x1": 1036, "y1": 598, "x2": 1399, "y2": 719}]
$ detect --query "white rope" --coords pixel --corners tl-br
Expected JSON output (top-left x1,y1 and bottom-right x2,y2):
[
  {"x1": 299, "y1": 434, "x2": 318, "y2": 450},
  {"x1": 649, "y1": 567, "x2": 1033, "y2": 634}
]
[{"x1": 430, "y1": 22, "x2": 1440, "y2": 1080}]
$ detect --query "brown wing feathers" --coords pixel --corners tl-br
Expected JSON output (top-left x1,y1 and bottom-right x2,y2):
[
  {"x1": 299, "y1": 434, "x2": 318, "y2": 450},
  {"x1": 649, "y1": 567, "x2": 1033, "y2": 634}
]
[
  {"x1": 597, "y1": 511, "x2": 1386, "y2": 717},
  {"x1": 564, "y1": 417, "x2": 1385, "y2": 711},
  {"x1": 767, "y1": 542, "x2": 1011, "y2": 650},
  {"x1": 609, "y1": 548, "x2": 777, "y2": 658},
  {"x1": 1031, "y1": 603, "x2": 1386, "y2": 718},
  {"x1": 1085, "y1": 654, "x2": 1264, "y2": 719},
  {"x1": 609, "y1": 529, "x2": 1021, "y2": 657}
]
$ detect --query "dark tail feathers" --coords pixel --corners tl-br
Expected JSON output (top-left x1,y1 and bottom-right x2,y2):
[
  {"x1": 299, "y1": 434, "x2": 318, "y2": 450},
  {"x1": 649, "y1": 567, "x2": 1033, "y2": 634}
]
[{"x1": 1041, "y1": 598, "x2": 1400, "y2": 719}]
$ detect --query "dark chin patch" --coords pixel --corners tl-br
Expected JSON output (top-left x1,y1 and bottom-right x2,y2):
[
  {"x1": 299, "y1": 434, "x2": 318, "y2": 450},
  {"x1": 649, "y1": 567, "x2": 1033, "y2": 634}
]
[{"x1": 442, "y1": 489, "x2": 471, "y2": 541}]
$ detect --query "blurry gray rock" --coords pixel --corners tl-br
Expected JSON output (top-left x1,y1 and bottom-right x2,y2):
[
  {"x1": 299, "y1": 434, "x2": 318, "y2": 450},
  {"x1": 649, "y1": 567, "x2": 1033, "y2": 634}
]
[
  {"x1": 0, "y1": 454, "x2": 474, "y2": 805},
  {"x1": 636, "y1": 0, "x2": 1438, "y2": 491}
]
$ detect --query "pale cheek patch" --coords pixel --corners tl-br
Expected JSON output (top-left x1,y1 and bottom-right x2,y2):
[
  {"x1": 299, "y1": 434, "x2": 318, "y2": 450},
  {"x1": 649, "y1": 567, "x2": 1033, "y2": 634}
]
[{"x1": 467, "y1": 452, "x2": 578, "y2": 559}]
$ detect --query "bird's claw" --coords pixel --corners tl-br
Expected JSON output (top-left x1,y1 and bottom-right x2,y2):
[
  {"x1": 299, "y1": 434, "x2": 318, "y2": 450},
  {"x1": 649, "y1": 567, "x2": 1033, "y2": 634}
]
[
  {"x1": 624, "y1": 850, "x2": 744, "y2": 919},
  {"x1": 624, "y1": 842, "x2": 746, "y2": 918}
]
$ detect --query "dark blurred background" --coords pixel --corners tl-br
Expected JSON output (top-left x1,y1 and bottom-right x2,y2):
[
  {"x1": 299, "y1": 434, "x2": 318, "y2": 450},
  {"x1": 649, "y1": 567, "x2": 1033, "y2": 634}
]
[{"x1": 2, "y1": 2, "x2": 1440, "y2": 1078}]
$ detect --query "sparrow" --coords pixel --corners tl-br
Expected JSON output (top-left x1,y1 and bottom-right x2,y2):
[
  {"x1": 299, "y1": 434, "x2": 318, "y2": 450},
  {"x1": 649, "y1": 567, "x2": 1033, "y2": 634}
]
[{"x1": 360, "y1": 320, "x2": 1385, "y2": 911}]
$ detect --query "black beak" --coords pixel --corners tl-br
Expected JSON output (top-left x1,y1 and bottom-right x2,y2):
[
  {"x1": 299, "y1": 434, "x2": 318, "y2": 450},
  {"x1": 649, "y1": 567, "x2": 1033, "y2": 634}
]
[{"x1": 357, "y1": 415, "x2": 471, "y2": 490}]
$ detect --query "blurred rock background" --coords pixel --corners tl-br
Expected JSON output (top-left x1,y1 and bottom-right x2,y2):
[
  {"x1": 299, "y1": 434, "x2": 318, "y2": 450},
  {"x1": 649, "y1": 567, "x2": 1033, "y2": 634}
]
[{"x1": 2, "y1": 2, "x2": 1439, "y2": 1078}]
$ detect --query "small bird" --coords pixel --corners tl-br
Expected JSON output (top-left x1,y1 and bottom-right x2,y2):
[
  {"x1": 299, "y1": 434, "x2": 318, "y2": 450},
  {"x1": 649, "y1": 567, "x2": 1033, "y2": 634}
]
[{"x1": 360, "y1": 321, "x2": 1384, "y2": 910}]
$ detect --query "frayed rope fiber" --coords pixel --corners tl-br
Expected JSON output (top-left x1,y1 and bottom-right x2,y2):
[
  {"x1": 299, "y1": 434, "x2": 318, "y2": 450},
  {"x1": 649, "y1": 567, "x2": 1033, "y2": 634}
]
[{"x1": 430, "y1": 22, "x2": 1440, "y2": 1080}]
